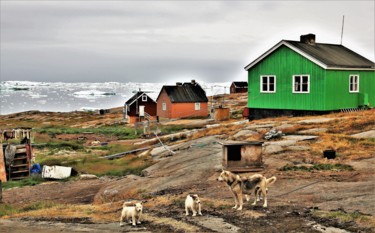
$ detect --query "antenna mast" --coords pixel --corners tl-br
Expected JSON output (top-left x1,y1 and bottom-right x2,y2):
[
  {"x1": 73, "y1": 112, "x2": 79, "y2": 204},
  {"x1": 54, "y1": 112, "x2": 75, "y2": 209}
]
[{"x1": 340, "y1": 15, "x2": 345, "y2": 45}]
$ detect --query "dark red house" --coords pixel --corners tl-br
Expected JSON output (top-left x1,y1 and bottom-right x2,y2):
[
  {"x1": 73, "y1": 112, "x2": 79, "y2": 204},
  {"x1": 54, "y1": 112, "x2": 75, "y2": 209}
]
[
  {"x1": 123, "y1": 91, "x2": 157, "y2": 123},
  {"x1": 230, "y1": 81, "x2": 248, "y2": 93}
]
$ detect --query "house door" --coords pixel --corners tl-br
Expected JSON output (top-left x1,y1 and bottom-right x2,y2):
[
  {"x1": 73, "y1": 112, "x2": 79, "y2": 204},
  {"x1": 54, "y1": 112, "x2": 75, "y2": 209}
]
[{"x1": 139, "y1": 105, "x2": 145, "y2": 117}]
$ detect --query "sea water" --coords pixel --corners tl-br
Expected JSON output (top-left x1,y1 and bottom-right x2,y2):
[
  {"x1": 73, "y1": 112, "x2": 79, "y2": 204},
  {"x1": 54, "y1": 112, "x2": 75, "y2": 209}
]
[{"x1": 0, "y1": 81, "x2": 229, "y2": 115}]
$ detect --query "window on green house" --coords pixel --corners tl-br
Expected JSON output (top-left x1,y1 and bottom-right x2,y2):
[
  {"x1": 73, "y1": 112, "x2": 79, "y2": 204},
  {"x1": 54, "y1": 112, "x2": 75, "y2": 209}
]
[
  {"x1": 293, "y1": 75, "x2": 310, "y2": 93},
  {"x1": 349, "y1": 75, "x2": 359, "y2": 93},
  {"x1": 260, "y1": 75, "x2": 276, "y2": 93}
]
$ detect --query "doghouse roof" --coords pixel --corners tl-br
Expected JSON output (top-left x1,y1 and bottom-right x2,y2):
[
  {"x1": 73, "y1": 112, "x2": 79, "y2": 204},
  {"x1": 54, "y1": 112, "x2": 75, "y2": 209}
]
[{"x1": 219, "y1": 140, "x2": 264, "y2": 146}]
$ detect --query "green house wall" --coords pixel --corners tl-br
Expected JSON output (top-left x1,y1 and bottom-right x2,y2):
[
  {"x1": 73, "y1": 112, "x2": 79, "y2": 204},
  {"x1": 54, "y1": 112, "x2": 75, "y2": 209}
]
[{"x1": 247, "y1": 45, "x2": 375, "y2": 111}]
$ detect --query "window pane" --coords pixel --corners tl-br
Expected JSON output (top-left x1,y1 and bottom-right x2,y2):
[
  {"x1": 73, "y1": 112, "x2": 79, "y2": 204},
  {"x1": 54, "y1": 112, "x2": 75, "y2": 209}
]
[
  {"x1": 269, "y1": 76, "x2": 274, "y2": 84},
  {"x1": 294, "y1": 76, "x2": 300, "y2": 92},
  {"x1": 302, "y1": 83, "x2": 308, "y2": 92},
  {"x1": 262, "y1": 84, "x2": 268, "y2": 91},
  {"x1": 269, "y1": 84, "x2": 274, "y2": 91}
]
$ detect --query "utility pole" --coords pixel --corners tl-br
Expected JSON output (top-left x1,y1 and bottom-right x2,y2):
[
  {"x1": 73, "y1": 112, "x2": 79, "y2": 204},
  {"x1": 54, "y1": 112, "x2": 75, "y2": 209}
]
[{"x1": 340, "y1": 15, "x2": 345, "y2": 45}]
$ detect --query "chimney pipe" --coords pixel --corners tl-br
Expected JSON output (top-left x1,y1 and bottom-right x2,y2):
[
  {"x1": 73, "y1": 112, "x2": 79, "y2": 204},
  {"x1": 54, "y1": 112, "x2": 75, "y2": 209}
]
[{"x1": 300, "y1": 34, "x2": 316, "y2": 45}]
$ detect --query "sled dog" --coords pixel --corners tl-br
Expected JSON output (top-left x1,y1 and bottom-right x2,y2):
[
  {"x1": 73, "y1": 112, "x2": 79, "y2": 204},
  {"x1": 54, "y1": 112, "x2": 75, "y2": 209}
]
[{"x1": 217, "y1": 169, "x2": 276, "y2": 210}]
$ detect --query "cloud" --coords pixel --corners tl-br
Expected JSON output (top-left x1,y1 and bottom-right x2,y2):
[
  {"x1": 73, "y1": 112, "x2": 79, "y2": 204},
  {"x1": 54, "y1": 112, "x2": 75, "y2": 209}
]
[{"x1": 1, "y1": 1, "x2": 374, "y2": 83}]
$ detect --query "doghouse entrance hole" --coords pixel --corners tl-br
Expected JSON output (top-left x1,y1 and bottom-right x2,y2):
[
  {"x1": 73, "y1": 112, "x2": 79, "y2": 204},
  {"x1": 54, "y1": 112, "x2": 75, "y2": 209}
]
[{"x1": 227, "y1": 145, "x2": 242, "y2": 161}]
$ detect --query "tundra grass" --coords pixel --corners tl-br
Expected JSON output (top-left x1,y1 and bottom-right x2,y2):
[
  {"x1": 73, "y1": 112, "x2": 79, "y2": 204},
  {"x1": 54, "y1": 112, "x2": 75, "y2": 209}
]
[
  {"x1": 0, "y1": 201, "x2": 58, "y2": 217},
  {"x1": 34, "y1": 124, "x2": 198, "y2": 140},
  {"x1": 312, "y1": 209, "x2": 375, "y2": 227},
  {"x1": 1, "y1": 177, "x2": 45, "y2": 190},
  {"x1": 36, "y1": 153, "x2": 153, "y2": 177},
  {"x1": 280, "y1": 163, "x2": 354, "y2": 172}
]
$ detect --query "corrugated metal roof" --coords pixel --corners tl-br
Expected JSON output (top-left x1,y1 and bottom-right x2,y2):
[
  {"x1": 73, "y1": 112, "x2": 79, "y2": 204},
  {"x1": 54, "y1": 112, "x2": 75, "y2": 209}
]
[
  {"x1": 162, "y1": 82, "x2": 208, "y2": 103},
  {"x1": 285, "y1": 40, "x2": 375, "y2": 69},
  {"x1": 245, "y1": 39, "x2": 375, "y2": 71}
]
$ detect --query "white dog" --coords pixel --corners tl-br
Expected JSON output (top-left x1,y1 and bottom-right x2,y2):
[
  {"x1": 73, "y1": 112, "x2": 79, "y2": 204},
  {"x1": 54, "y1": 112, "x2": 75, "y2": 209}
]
[
  {"x1": 185, "y1": 194, "x2": 202, "y2": 216},
  {"x1": 120, "y1": 201, "x2": 143, "y2": 226}
]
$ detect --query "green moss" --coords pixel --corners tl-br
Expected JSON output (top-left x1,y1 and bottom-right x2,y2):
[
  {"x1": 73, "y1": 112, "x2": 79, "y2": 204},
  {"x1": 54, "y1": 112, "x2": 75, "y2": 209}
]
[
  {"x1": 313, "y1": 209, "x2": 372, "y2": 224},
  {"x1": 280, "y1": 163, "x2": 354, "y2": 172},
  {"x1": 1, "y1": 177, "x2": 45, "y2": 190}
]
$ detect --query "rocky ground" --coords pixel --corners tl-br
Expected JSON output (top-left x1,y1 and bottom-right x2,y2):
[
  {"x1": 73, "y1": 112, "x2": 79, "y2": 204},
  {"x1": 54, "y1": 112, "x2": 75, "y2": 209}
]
[{"x1": 1, "y1": 95, "x2": 374, "y2": 232}]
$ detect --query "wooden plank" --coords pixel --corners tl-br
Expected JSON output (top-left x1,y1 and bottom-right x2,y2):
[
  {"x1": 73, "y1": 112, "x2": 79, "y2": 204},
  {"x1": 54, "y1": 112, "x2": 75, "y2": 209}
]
[
  {"x1": 0, "y1": 144, "x2": 7, "y2": 182},
  {"x1": 100, "y1": 145, "x2": 155, "y2": 160},
  {"x1": 16, "y1": 148, "x2": 27, "y2": 153},
  {"x1": 226, "y1": 166, "x2": 265, "y2": 173}
]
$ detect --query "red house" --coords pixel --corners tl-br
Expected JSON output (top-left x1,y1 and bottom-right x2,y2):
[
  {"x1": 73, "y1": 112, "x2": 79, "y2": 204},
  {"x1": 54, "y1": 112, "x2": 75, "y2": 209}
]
[
  {"x1": 124, "y1": 91, "x2": 157, "y2": 123},
  {"x1": 156, "y1": 80, "x2": 209, "y2": 119}
]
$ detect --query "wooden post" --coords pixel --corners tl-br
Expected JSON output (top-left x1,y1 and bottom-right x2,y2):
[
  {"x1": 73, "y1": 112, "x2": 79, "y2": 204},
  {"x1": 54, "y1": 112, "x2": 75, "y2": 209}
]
[
  {"x1": 0, "y1": 143, "x2": 7, "y2": 182},
  {"x1": 0, "y1": 180, "x2": 2, "y2": 203}
]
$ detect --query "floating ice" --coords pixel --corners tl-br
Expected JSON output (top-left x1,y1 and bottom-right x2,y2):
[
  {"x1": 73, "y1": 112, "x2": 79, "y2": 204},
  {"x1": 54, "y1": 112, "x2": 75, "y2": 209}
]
[
  {"x1": 73, "y1": 90, "x2": 116, "y2": 96},
  {"x1": 80, "y1": 107, "x2": 100, "y2": 112}
]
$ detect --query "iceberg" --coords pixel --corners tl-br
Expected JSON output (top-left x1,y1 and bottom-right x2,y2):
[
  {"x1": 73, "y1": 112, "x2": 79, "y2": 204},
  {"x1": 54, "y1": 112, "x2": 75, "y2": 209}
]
[
  {"x1": 73, "y1": 90, "x2": 116, "y2": 99},
  {"x1": 80, "y1": 107, "x2": 100, "y2": 112},
  {"x1": 73, "y1": 90, "x2": 115, "y2": 96}
]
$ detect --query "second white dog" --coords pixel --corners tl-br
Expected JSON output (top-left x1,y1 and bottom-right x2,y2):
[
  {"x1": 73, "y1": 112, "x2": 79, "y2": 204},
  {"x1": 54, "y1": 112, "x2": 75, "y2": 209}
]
[
  {"x1": 120, "y1": 201, "x2": 143, "y2": 226},
  {"x1": 185, "y1": 194, "x2": 202, "y2": 216}
]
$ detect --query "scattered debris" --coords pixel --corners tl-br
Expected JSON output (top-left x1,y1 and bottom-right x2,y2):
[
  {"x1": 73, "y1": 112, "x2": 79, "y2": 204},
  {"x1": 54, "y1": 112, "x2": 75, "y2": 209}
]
[
  {"x1": 79, "y1": 174, "x2": 98, "y2": 180},
  {"x1": 264, "y1": 129, "x2": 284, "y2": 140},
  {"x1": 42, "y1": 165, "x2": 72, "y2": 179}
]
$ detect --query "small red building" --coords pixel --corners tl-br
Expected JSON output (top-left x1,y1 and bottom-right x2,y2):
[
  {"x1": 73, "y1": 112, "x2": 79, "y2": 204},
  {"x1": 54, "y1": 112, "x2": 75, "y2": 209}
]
[
  {"x1": 124, "y1": 91, "x2": 157, "y2": 123},
  {"x1": 230, "y1": 81, "x2": 248, "y2": 93},
  {"x1": 156, "y1": 80, "x2": 209, "y2": 119}
]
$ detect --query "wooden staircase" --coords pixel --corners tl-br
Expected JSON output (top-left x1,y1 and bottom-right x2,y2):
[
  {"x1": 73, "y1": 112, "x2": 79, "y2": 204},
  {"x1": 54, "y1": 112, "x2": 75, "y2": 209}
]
[
  {"x1": 143, "y1": 112, "x2": 157, "y2": 122},
  {"x1": 1, "y1": 144, "x2": 31, "y2": 181}
]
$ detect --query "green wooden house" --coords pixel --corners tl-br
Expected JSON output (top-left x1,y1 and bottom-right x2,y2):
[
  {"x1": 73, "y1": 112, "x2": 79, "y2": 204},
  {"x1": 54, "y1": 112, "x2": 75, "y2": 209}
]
[{"x1": 244, "y1": 34, "x2": 375, "y2": 119}]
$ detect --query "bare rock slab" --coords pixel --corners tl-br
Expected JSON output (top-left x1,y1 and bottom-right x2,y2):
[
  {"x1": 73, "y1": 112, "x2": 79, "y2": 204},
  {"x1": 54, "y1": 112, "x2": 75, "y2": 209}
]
[{"x1": 351, "y1": 130, "x2": 375, "y2": 139}]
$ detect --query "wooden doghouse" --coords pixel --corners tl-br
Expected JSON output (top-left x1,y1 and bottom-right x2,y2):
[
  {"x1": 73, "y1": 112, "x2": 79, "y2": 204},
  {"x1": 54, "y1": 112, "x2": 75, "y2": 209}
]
[{"x1": 221, "y1": 141, "x2": 264, "y2": 172}]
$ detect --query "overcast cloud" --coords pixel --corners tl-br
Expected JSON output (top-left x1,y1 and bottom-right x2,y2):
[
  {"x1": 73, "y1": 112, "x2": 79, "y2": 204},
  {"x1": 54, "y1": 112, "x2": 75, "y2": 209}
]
[{"x1": 1, "y1": 1, "x2": 374, "y2": 83}]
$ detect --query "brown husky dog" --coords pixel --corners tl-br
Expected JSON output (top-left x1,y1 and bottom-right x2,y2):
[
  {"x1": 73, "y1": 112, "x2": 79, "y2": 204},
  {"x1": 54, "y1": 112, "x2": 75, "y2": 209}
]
[{"x1": 217, "y1": 169, "x2": 276, "y2": 210}]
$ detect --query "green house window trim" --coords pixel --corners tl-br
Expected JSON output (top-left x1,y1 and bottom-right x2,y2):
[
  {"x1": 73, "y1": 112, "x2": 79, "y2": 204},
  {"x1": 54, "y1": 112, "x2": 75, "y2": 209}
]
[
  {"x1": 349, "y1": 74, "x2": 359, "y2": 93},
  {"x1": 292, "y1": 75, "x2": 310, "y2": 94},
  {"x1": 260, "y1": 75, "x2": 276, "y2": 93}
]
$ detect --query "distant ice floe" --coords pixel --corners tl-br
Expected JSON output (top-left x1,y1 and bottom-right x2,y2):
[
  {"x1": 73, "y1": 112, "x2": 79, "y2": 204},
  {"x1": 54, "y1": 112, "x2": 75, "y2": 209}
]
[
  {"x1": 80, "y1": 107, "x2": 100, "y2": 112},
  {"x1": 29, "y1": 93, "x2": 48, "y2": 99},
  {"x1": 73, "y1": 90, "x2": 116, "y2": 99}
]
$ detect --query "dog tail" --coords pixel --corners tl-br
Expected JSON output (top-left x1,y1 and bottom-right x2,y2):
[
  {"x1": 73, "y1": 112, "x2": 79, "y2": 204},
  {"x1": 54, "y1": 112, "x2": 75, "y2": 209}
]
[{"x1": 266, "y1": 176, "x2": 277, "y2": 186}]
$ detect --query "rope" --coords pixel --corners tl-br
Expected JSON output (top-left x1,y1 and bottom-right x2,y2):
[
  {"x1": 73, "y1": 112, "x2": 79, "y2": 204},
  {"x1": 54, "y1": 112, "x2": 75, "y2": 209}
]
[
  {"x1": 270, "y1": 172, "x2": 360, "y2": 198},
  {"x1": 153, "y1": 131, "x2": 175, "y2": 155}
]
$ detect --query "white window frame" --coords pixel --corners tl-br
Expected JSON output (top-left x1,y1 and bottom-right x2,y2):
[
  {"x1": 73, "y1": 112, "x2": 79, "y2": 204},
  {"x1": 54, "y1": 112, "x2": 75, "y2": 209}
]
[
  {"x1": 293, "y1": 75, "x2": 310, "y2": 93},
  {"x1": 349, "y1": 74, "x2": 359, "y2": 93},
  {"x1": 142, "y1": 95, "x2": 147, "y2": 102},
  {"x1": 162, "y1": 102, "x2": 167, "y2": 111},
  {"x1": 260, "y1": 75, "x2": 276, "y2": 93},
  {"x1": 195, "y1": 102, "x2": 201, "y2": 110}
]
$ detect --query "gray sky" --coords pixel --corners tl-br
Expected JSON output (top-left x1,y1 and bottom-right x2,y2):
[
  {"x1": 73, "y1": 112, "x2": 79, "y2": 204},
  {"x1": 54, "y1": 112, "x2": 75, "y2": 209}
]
[{"x1": 1, "y1": 1, "x2": 374, "y2": 83}]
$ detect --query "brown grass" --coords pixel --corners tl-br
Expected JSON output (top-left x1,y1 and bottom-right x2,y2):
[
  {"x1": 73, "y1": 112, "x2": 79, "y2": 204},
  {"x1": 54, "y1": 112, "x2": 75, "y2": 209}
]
[
  {"x1": 310, "y1": 134, "x2": 374, "y2": 160},
  {"x1": 190, "y1": 124, "x2": 244, "y2": 140}
]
